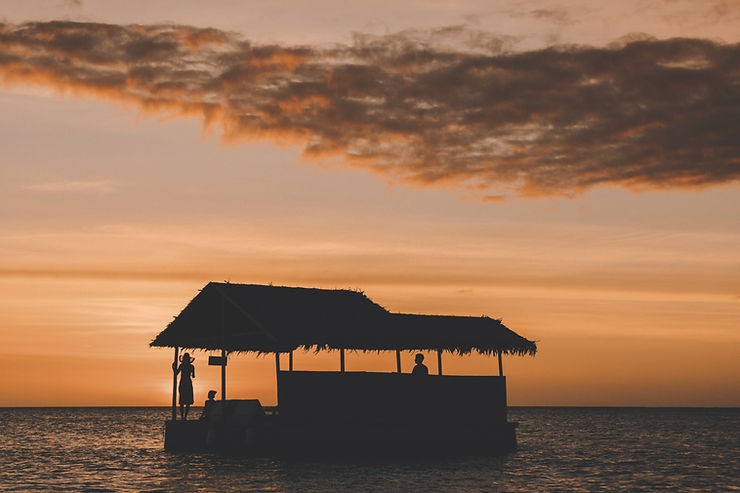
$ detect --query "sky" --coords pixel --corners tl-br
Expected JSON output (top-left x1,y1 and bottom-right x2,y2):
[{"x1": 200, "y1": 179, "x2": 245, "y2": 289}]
[{"x1": 0, "y1": 0, "x2": 738, "y2": 407}]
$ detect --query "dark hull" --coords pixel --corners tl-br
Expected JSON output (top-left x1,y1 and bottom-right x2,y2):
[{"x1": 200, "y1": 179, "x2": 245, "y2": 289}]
[{"x1": 163, "y1": 419, "x2": 518, "y2": 455}]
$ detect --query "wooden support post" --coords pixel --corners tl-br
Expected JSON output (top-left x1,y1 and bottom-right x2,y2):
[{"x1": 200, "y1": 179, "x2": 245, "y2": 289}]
[
  {"x1": 396, "y1": 350, "x2": 401, "y2": 373},
  {"x1": 219, "y1": 292, "x2": 227, "y2": 401},
  {"x1": 221, "y1": 348, "x2": 227, "y2": 401},
  {"x1": 171, "y1": 347, "x2": 179, "y2": 420},
  {"x1": 275, "y1": 352, "x2": 281, "y2": 408},
  {"x1": 498, "y1": 350, "x2": 503, "y2": 377},
  {"x1": 437, "y1": 349, "x2": 443, "y2": 376},
  {"x1": 289, "y1": 351, "x2": 293, "y2": 371},
  {"x1": 340, "y1": 348, "x2": 345, "y2": 372}
]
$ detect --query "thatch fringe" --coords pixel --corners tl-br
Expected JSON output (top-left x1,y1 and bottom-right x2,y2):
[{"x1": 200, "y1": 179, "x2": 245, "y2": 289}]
[{"x1": 150, "y1": 282, "x2": 537, "y2": 357}]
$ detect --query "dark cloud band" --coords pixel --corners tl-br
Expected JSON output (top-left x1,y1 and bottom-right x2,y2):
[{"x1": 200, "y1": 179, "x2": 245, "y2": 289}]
[{"x1": 2, "y1": 21, "x2": 738, "y2": 198}]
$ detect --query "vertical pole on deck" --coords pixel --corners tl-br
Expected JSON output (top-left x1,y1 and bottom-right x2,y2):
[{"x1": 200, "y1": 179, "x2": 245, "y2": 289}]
[
  {"x1": 171, "y1": 347, "x2": 179, "y2": 420},
  {"x1": 396, "y1": 350, "x2": 401, "y2": 373},
  {"x1": 275, "y1": 352, "x2": 281, "y2": 408},
  {"x1": 289, "y1": 351, "x2": 293, "y2": 371},
  {"x1": 498, "y1": 350, "x2": 503, "y2": 376},
  {"x1": 437, "y1": 349, "x2": 443, "y2": 375},
  {"x1": 221, "y1": 348, "x2": 227, "y2": 401},
  {"x1": 340, "y1": 348, "x2": 345, "y2": 372},
  {"x1": 219, "y1": 292, "x2": 226, "y2": 401}
]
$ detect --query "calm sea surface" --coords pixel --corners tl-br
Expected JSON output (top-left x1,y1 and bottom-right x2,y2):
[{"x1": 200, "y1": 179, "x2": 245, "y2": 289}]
[{"x1": 0, "y1": 407, "x2": 738, "y2": 492}]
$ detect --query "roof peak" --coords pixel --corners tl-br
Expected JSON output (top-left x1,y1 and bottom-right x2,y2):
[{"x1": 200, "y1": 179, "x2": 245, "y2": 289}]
[{"x1": 207, "y1": 281, "x2": 365, "y2": 294}]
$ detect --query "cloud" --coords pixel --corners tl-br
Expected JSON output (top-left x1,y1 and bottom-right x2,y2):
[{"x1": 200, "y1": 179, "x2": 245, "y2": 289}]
[
  {"x1": 527, "y1": 8, "x2": 574, "y2": 25},
  {"x1": 1, "y1": 21, "x2": 739, "y2": 199},
  {"x1": 25, "y1": 180, "x2": 116, "y2": 193}
]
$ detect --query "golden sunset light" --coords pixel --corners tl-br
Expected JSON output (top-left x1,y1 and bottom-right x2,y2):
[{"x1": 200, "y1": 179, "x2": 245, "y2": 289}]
[
  {"x1": 3, "y1": 3, "x2": 740, "y2": 491},
  {"x1": 1, "y1": 0, "x2": 738, "y2": 411}
]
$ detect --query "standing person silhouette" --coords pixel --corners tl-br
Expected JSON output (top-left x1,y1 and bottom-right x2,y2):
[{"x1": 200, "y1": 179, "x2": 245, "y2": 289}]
[
  {"x1": 412, "y1": 353, "x2": 428, "y2": 375},
  {"x1": 173, "y1": 353, "x2": 195, "y2": 420}
]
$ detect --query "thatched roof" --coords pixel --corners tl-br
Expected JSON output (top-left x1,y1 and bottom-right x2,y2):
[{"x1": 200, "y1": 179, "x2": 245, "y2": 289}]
[{"x1": 150, "y1": 282, "x2": 537, "y2": 356}]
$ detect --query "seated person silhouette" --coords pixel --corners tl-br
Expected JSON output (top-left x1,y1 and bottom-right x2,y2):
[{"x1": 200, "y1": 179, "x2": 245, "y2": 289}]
[
  {"x1": 199, "y1": 390, "x2": 217, "y2": 421},
  {"x1": 412, "y1": 353, "x2": 428, "y2": 375}
]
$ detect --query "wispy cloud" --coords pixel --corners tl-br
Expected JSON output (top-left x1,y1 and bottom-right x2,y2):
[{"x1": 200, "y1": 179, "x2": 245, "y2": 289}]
[
  {"x1": 59, "y1": 0, "x2": 83, "y2": 8},
  {"x1": 1, "y1": 21, "x2": 739, "y2": 199},
  {"x1": 25, "y1": 180, "x2": 116, "y2": 193},
  {"x1": 526, "y1": 8, "x2": 574, "y2": 25}
]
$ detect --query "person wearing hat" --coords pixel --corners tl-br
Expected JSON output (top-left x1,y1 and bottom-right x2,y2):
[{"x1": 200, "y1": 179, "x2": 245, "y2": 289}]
[{"x1": 173, "y1": 353, "x2": 196, "y2": 420}]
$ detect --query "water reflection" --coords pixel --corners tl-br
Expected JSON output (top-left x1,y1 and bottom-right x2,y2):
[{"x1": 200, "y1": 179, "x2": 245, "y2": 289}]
[{"x1": 0, "y1": 407, "x2": 737, "y2": 492}]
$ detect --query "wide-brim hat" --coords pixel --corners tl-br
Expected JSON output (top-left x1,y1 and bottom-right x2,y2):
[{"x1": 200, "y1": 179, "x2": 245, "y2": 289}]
[{"x1": 179, "y1": 353, "x2": 195, "y2": 363}]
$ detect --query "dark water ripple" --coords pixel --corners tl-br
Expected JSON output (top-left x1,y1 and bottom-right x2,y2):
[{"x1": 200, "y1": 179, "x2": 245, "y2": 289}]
[{"x1": 0, "y1": 407, "x2": 738, "y2": 492}]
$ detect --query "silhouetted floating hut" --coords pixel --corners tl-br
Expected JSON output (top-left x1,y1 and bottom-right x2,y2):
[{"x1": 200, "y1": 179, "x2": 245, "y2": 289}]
[{"x1": 150, "y1": 282, "x2": 537, "y2": 454}]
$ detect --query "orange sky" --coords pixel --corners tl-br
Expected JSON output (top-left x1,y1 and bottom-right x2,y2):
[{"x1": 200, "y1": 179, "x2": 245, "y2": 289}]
[{"x1": 0, "y1": 0, "x2": 739, "y2": 407}]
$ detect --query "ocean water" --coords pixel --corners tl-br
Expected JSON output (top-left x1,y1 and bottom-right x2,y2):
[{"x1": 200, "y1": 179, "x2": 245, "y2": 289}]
[{"x1": 0, "y1": 407, "x2": 738, "y2": 492}]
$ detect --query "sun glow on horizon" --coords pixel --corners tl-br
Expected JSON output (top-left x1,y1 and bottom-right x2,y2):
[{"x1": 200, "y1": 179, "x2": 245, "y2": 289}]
[{"x1": 1, "y1": 0, "x2": 739, "y2": 408}]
